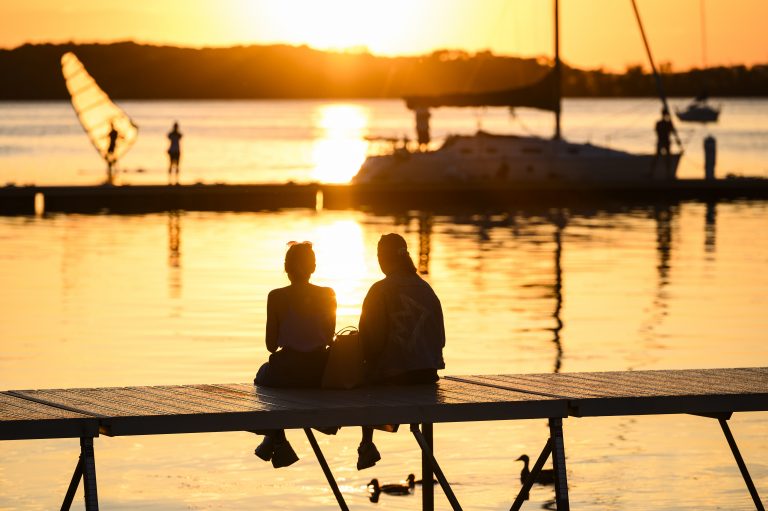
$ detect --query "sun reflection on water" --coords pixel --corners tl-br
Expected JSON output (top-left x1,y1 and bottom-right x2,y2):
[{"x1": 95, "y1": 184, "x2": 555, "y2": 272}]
[
  {"x1": 311, "y1": 104, "x2": 369, "y2": 183},
  {"x1": 310, "y1": 219, "x2": 372, "y2": 322}
]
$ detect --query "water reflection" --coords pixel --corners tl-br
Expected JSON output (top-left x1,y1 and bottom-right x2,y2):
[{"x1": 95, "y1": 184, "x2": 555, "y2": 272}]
[
  {"x1": 549, "y1": 210, "x2": 566, "y2": 373},
  {"x1": 417, "y1": 212, "x2": 433, "y2": 275},
  {"x1": 705, "y1": 200, "x2": 717, "y2": 255},
  {"x1": 168, "y1": 211, "x2": 182, "y2": 299},
  {"x1": 311, "y1": 104, "x2": 369, "y2": 183}
]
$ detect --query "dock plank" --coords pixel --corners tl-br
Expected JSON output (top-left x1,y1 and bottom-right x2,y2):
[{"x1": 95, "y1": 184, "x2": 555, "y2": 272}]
[
  {"x1": 0, "y1": 392, "x2": 98, "y2": 440},
  {"x1": 2, "y1": 368, "x2": 765, "y2": 439}
]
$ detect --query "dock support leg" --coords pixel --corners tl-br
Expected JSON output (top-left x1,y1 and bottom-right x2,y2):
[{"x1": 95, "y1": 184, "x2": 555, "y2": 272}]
[
  {"x1": 719, "y1": 419, "x2": 765, "y2": 511},
  {"x1": 410, "y1": 424, "x2": 463, "y2": 511},
  {"x1": 62, "y1": 437, "x2": 99, "y2": 511},
  {"x1": 80, "y1": 437, "x2": 99, "y2": 511},
  {"x1": 510, "y1": 438, "x2": 554, "y2": 511},
  {"x1": 303, "y1": 428, "x2": 349, "y2": 511},
  {"x1": 549, "y1": 418, "x2": 570, "y2": 511},
  {"x1": 422, "y1": 422, "x2": 435, "y2": 511},
  {"x1": 60, "y1": 457, "x2": 83, "y2": 511}
]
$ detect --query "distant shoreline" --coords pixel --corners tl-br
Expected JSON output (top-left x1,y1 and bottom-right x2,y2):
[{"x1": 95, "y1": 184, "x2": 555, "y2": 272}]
[{"x1": 2, "y1": 41, "x2": 767, "y2": 101}]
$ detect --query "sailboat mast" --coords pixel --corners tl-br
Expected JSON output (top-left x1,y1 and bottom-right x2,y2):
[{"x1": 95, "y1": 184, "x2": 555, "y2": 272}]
[
  {"x1": 630, "y1": 0, "x2": 682, "y2": 148},
  {"x1": 554, "y1": 0, "x2": 562, "y2": 140}
]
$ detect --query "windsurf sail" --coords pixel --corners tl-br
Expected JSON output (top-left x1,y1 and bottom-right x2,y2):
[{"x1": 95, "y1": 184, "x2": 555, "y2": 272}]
[{"x1": 61, "y1": 52, "x2": 138, "y2": 165}]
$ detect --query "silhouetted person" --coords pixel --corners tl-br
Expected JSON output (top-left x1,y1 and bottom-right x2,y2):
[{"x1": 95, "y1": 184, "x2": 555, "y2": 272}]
[
  {"x1": 704, "y1": 134, "x2": 716, "y2": 180},
  {"x1": 654, "y1": 109, "x2": 674, "y2": 179},
  {"x1": 105, "y1": 122, "x2": 121, "y2": 183},
  {"x1": 167, "y1": 121, "x2": 183, "y2": 185},
  {"x1": 253, "y1": 241, "x2": 336, "y2": 468},
  {"x1": 415, "y1": 107, "x2": 431, "y2": 150},
  {"x1": 356, "y1": 233, "x2": 445, "y2": 470}
]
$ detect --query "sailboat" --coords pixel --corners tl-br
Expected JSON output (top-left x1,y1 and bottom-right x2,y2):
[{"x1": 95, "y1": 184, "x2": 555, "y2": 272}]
[
  {"x1": 353, "y1": 1, "x2": 681, "y2": 185},
  {"x1": 675, "y1": 0, "x2": 720, "y2": 124},
  {"x1": 61, "y1": 52, "x2": 139, "y2": 182}
]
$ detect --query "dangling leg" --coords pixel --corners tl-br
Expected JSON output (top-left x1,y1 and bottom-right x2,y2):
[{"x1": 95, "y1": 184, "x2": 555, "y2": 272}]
[{"x1": 357, "y1": 426, "x2": 381, "y2": 470}]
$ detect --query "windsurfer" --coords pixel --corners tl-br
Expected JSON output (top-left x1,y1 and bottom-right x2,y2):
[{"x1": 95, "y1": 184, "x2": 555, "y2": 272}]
[{"x1": 105, "y1": 122, "x2": 123, "y2": 183}]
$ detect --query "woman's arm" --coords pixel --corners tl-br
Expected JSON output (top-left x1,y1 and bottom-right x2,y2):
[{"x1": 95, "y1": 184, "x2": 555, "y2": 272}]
[
  {"x1": 265, "y1": 291, "x2": 279, "y2": 353},
  {"x1": 325, "y1": 289, "x2": 337, "y2": 345}
]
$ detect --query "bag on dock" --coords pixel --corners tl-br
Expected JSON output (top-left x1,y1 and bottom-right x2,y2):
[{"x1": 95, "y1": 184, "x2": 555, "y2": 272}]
[{"x1": 322, "y1": 326, "x2": 364, "y2": 390}]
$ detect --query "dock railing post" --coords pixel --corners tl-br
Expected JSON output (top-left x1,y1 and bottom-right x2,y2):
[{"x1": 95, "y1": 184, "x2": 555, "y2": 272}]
[
  {"x1": 80, "y1": 436, "x2": 99, "y2": 511},
  {"x1": 422, "y1": 422, "x2": 435, "y2": 511},
  {"x1": 548, "y1": 418, "x2": 570, "y2": 511},
  {"x1": 718, "y1": 418, "x2": 765, "y2": 511}
]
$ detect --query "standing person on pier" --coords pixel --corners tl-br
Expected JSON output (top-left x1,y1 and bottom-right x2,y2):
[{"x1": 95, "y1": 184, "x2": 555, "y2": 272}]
[
  {"x1": 167, "y1": 121, "x2": 183, "y2": 185},
  {"x1": 356, "y1": 233, "x2": 446, "y2": 470},
  {"x1": 253, "y1": 241, "x2": 336, "y2": 468}
]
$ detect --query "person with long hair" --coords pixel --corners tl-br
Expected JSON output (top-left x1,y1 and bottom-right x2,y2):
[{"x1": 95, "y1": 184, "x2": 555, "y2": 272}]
[
  {"x1": 253, "y1": 241, "x2": 336, "y2": 468},
  {"x1": 356, "y1": 233, "x2": 445, "y2": 470}
]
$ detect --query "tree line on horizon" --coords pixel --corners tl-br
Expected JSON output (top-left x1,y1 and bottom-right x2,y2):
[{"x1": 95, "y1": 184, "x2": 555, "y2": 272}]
[{"x1": 1, "y1": 41, "x2": 766, "y2": 100}]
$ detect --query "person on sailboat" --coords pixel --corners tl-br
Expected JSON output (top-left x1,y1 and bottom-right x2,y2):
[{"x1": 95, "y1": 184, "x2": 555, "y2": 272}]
[
  {"x1": 415, "y1": 107, "x2": 431, "y2": 151},
  {"x1": 167, "y1": 121, "x2": 183, "y2": 185},
  {"x1": 654, "y1": 109, "x2": 674, "y2": 179}
]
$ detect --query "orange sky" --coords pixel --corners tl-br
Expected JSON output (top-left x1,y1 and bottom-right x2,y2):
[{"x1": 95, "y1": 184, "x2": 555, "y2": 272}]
[{"x1": 3, "y1": 0, "x2": 767, "y2": 71}]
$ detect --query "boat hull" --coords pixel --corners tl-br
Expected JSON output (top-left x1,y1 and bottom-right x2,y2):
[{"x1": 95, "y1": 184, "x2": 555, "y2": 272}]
[{"x1": 354, "y1": 133, "x2": 681, "y2": 185}]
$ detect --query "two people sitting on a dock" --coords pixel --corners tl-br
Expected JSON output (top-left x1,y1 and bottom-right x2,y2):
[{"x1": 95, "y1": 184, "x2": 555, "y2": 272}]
[{"x1": 253, "y1": 234, "x2": 445, "y2": 469}]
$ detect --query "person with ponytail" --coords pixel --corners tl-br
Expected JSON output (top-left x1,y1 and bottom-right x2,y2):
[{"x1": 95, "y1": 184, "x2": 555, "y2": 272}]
[
  {"x1": 253, "y1": 241, "x2": 336, "y2": 468},
  {"x1": 355, "y1": 233, "x2": 445, "y2": 470}
]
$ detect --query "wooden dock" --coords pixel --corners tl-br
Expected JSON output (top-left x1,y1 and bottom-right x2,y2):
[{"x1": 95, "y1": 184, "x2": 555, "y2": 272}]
[
  {"x1": 1, "y1": 178, "x2": 768, "y2": 214},
  {"x1": 2, "y1": 367, "x2": 767, "y2": 510}
]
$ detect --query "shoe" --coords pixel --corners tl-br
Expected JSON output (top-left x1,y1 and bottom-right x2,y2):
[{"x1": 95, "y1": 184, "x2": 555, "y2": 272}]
[
  {"x1": 254, "y1": 436, "x2": 275, "y2": 462},
  {"x1": 357, "y1": 441, "x2": 381, "y2": 471},
  {"x1": 271, "y1": 440, "x2": 300, "y2": 468}
]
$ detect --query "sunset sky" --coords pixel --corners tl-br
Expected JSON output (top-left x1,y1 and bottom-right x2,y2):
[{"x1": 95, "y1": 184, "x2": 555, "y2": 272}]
[{"x1": 3, "y1": 0, "x2": 767, "y2": 71}]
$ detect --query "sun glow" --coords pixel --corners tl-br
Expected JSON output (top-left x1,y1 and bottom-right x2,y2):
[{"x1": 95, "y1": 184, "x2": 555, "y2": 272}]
[
  {"x1": 310, "y1": 219, "x2": 373, "y2": 322},
  {"x1": 311, "y1": 104, "x2": 369, "y2": 183}
]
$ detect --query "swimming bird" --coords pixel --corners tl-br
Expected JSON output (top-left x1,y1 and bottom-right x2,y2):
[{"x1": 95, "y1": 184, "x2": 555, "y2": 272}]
[
  {"x1": 406, "y1": 473, "x2": 438, "y2": 488},
  {"x1": 367, "y1": 478, "x2": 413, "y2": 496},
  {"x1": 516, "y1": 454, "x2": 556, "y2": 485}
]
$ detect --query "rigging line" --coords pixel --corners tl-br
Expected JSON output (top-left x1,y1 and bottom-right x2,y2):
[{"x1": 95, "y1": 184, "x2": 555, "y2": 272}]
[{"x1": 629, "y1": 0, "x2": 684, "y2": 150}]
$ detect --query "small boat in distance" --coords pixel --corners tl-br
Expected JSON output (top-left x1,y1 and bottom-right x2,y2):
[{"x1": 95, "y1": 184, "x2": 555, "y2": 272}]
[
  {"x1": 676, "y1": 96, "x2": 720, "y2": 123},
  {"x1": 676, "y1": 0, "x2": 721, "y2": 124},
  {"x1": 353, "y1": 1, "x2": 682, "y2": 185}
]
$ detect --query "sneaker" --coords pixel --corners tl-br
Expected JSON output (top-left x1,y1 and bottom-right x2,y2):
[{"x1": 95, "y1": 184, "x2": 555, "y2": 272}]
[
  {"x1": 271, "y1": 440, "x2": 300, "y2": 468},
  {"x1": 254, "y1": 436, "x2": 275, "y2": 462},
  {"x1": 356, "y1": 441, "x2": 381, "y2": 471}
]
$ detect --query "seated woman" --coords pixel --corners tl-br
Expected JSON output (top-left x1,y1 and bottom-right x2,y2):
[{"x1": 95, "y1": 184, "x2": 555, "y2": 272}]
[
  {"x1": 356, "y1": 233, "x2": 446, "y2": 470},
  {"x1": 253, "y1": 241, "x2": 336, "y2": 468}
]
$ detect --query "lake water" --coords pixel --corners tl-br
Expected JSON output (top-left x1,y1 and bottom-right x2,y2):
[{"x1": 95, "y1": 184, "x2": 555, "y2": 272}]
[
  {"x1": 1, "y1": 98, "x2": 767, "y2": 185},
  {"x1": 0, "y1": 100, "x2": 767, "y2": 510}
]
